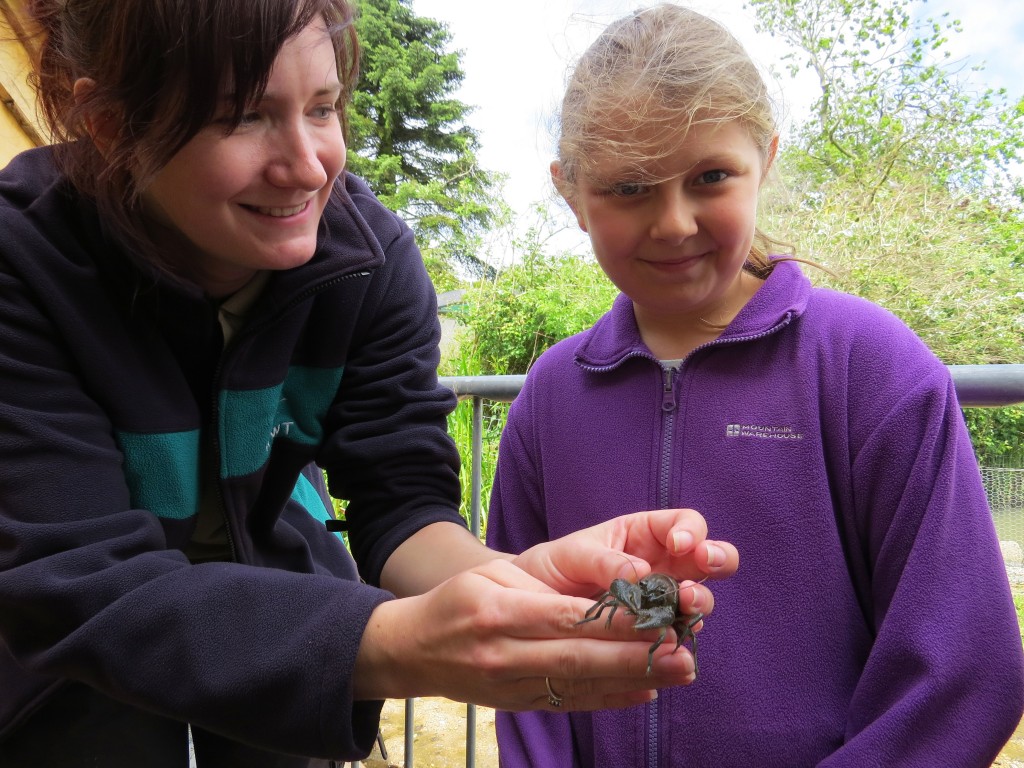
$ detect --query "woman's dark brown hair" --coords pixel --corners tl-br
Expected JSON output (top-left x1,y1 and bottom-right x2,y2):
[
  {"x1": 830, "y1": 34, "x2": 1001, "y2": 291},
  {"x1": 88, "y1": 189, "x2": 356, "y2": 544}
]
[{"x1": 23, "y1": 0, "x2": 358, "y2": 263}]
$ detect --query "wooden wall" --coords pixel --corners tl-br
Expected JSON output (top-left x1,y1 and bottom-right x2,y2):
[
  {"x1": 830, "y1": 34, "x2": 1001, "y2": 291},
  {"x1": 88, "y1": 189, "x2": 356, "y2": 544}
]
[{"x1": 0, "y1": 0, "x2": 47, "y2": 169}]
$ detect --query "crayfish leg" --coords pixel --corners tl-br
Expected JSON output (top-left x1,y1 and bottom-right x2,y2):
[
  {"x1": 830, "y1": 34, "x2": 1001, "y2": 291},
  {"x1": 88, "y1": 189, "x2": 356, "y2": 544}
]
[
  {"x1": 645, "y1": 628, "x2": 668, "y2": 677},
  {"x1": 575, "y1": 593, "x2": 620, "y2": 628},
  {"x1": 672, "y1": 612, "x2": 704, "y2": 677}
]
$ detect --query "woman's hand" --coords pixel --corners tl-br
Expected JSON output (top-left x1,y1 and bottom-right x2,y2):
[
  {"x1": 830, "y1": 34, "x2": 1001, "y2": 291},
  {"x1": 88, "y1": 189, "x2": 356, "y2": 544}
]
[
  {"x1": 353, "y1": 557, "x2": 700, "y2": 711},
  {"x1": 513, "y1": 507, "x2": 738, "y2": 599},
  {"x1": 358, "y1": 508, "x2": 738, "y2": 711}
]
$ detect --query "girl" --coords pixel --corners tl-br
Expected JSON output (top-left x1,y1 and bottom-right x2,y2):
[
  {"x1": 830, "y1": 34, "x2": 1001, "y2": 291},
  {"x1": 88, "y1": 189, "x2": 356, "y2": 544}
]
[
  {"x1": 0, "y1": 1, "x2": 739, "y2": 765},
  {"x1": 487, "y1": 4, "x2": 1024, "y2": 766}
]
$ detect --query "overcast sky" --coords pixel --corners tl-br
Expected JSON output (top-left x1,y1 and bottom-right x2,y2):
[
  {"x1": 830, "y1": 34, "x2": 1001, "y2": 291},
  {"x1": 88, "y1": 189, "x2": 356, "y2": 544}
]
[{"x1": 409, "y1": 0, "x2": 1024, "y2": 259}]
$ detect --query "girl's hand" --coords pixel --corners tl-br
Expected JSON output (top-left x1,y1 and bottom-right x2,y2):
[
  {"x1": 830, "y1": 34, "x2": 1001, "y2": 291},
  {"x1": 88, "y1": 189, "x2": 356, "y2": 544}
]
[
  {"x1": 512, "y1": 507, "x2": 738, "y2": 599},
  {"x1": 353, "y1": 557, "x2": 702, "y2": 711}
]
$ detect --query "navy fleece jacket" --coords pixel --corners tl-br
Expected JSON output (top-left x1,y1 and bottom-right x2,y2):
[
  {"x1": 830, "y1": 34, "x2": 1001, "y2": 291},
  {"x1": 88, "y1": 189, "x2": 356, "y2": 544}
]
[{"x1": 0, "y1": 147, "x2": 463, "y2": 760}]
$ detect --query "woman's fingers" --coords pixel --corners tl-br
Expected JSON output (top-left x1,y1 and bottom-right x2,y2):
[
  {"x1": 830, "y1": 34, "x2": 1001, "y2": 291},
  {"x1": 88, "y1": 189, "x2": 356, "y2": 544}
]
[
  {"x1": 492, "y1": 632, "x2": 699, "y2": 712},
  {"x1": 452, "y1": 568, "x2": 706, "y2": 708},
  {"x1": 356, "y1": 556, "x2": 716, "y2": 711},
  {"x1": 468, "y1": 562, "x2": 714, "y2": 641}
]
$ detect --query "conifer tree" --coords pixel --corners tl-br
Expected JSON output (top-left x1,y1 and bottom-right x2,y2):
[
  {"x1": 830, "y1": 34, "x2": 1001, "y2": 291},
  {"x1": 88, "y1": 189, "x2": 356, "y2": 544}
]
[{"x1": 348, "y1": 0, "x2": 506, "y2": 285}]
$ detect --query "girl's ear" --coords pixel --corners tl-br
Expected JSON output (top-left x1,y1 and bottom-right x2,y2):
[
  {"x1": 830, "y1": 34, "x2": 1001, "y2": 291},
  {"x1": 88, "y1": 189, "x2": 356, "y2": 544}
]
[
  {"x1": 550, "y1": 161, "x2": 589, "y2": 234},
  {"x1": 73, "y1": 78, "x2": 117, "y2": 156},
  {"x1": 763, "y1": 134, "x2": 780, "y2": 176}
]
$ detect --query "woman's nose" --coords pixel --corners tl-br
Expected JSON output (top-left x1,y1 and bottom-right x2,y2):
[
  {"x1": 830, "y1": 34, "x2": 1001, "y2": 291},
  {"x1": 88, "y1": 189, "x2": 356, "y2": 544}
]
[{"x1": 267, "y1": 124, "x2": 330, "y2": 191}]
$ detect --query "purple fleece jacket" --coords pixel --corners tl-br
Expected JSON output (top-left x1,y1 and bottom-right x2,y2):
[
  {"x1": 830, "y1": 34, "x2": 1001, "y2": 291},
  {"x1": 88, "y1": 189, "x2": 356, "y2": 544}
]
[{"x1": 487, "y1": 260, "x2": 1024, "y2": 767}]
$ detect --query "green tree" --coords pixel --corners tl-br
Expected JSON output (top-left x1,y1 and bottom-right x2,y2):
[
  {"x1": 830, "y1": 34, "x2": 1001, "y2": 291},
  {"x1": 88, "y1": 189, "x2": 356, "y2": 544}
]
[
  {"x1": 348, "y1": 0, "x2": 508, "y2": 286},
  {"x1": 459, "y1": 210, "x2": 619, "y2": 376},
  {"x1": 747, "y1": 0, "x2": 1024, "y2": 464},
  {"x1": 747, "y1": 0, "x2": 1024, "y2": 200}
]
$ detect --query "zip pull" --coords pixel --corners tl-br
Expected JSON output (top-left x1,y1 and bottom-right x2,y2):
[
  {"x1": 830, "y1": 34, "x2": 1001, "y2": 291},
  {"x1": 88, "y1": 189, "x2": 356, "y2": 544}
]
[{"x1": 661, "y1": 366, "x2": 676, "y2": 412}]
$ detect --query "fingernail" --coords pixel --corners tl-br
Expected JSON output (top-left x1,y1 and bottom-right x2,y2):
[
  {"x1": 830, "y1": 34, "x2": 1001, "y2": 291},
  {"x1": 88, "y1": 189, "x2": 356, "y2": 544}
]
[
  {"x1": 672, "y1": 530, "x2": 694, "y2": 552},
  {"x1": 685, "y1": 583, "x2": 704, "y2": 611},
  {"x1": 706, "y1": 543, "x2": 726, "y2": 568}
]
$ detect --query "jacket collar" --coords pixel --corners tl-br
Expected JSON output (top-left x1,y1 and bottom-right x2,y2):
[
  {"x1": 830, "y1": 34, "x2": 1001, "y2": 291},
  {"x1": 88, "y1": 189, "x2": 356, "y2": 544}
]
[
  {"x1": 5, "y1": 148, "x2": 385, "y2": 311},
  {"x1": 574, "y1": 259, "x2": 811, "y2": 370}
]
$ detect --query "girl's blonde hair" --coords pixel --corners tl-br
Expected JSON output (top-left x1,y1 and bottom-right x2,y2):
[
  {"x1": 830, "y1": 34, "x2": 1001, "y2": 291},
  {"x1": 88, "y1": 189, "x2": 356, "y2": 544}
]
[{"x1": 553, "y1": 3, "x2": 788, "y2": 272}]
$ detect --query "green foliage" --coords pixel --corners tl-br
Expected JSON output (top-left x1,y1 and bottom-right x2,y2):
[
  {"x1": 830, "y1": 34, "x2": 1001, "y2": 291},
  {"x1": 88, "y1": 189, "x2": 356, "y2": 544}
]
[
  {"x1": 458, "y1": 222, "x2": 619, "y2": 375},
  {"x1": 963, "y1": 407, "x2": 1024, "y2": 467},
  {"x1": 348, "y1": 0, "x2": 508, "y2": 286},
  {"x1": 761, "y1": 169, "x2": 1024, "y2": 365},
  {"x1": 746, "y1": 0, "x2": 1024, "y2": 464},
  {"x1": 746, "y1": 0, "x2": 1024, "y2": 199},
  {"x1": 439, "y1": 333, "x2": 509, "y2": 536}
]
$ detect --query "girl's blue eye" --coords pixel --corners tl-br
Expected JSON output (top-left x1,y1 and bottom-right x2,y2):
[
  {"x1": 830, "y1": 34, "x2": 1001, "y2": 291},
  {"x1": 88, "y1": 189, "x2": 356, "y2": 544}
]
[
  {"x1": 612, "y1": 182, "x2": 645, "y2": 197},
  {"x1": 239, "y1": 111, "x2": 261, "y2": 125},
  {"x1": 698, "y1": 170, "x2": 728, "y2": 185}
]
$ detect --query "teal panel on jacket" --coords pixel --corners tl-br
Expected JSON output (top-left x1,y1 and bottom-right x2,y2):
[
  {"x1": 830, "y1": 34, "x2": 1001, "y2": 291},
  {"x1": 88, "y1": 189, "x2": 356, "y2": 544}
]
[
  {"x1": 292, "y1": 472, "x2": 332, "y2": 519},
  {"x1": 219, "y1": 366, "x2": 344, "y2": 478},
  {"x1": 116, "y1": 429, "x2": 201, "y2": 520},
  {"x1": 293, "y1": 472, "x2": 346, "y2": 542}
]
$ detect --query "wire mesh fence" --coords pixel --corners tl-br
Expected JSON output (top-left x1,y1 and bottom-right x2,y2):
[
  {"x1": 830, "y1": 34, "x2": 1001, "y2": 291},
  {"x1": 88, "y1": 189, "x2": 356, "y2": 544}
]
[{"x1": 986, "y1": 467, "x2": 1024, "y2": 585}]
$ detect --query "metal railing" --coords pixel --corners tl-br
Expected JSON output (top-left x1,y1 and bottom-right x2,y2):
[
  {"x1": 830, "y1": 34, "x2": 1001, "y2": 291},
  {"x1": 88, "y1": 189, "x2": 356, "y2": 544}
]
[{"x1": 380, "y1": 363, "x2": 1024, "y2": 768}]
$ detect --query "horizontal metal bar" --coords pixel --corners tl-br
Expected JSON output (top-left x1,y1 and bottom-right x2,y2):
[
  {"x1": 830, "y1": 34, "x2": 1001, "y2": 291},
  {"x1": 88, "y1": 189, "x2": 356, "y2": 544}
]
[
  {"x1": 442, "y1": 365, "x2": 1024, "y2": 408},
  {"x1": 948, "y1": 364, "x2": 1024, "y2": 407},
  {"x1": 439, "y1": 374, "x2": 526, "y2": 403}
]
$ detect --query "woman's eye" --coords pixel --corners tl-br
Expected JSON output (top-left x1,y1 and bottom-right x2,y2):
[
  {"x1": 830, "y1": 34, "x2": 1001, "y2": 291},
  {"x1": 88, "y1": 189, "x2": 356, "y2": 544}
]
[
  {"x1": 238, "y1": 111, "x2": 261, "y2": 125},
  {"x1": 312, "y1": 105, "x2": 339, "y2": 120}
]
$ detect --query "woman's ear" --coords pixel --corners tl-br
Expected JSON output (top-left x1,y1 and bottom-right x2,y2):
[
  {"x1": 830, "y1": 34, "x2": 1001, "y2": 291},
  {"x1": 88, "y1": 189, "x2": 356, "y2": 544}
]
[
  {"x1": 73, "y1": 77, "x2": 116, "y2": 156},
  {"x1": 550, "y1": 160, "x2": 589, "y2": 234}
]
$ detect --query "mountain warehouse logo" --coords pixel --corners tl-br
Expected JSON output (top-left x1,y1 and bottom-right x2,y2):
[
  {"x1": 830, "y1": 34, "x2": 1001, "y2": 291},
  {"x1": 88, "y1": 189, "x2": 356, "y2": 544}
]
[{"x1": 726, "y1": 423, "x2": 804, "y2": 440}]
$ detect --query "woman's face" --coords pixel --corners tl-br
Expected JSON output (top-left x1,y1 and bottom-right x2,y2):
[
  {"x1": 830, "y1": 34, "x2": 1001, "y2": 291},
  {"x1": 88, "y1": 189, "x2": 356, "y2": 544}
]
[{"x1": 142, "y1": 19, "x2": 345, "y2": 297}]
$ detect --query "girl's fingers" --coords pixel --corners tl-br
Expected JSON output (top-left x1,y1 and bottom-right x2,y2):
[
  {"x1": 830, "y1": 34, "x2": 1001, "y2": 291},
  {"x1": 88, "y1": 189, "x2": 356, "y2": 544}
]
[
  {"x1": 698, "y1": 539, "x2": 740, "y2": 575},
  {"x1": 539, "y1": 509, "x2": 737, "y2": 591}
]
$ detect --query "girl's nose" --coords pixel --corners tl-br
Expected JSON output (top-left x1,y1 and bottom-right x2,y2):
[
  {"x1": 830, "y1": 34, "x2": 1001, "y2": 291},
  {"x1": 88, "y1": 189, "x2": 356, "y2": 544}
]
[
  {"x1": 267, "y1": 124, "x2": 330, "y2": 191},
  {"x1": 650, "y1": 189, "x2": 698, "y2": 243}
]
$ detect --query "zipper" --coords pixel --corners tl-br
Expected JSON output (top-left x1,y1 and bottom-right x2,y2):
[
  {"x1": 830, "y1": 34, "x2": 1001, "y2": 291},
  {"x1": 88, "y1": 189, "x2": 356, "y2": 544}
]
[
  {"x1": 207, "y1": 349, "x2": 239, "y2": 563},
  {"x1": 240, "y1": 270, "x2": 372, "y2": 338},
  {"x1": 208, "y1": 269, "x2": 373, "y2": 564},
  {"x1": 658, "y1": 364, "x2": 677, "y2": 513},
  {"x1": 650, "y1": 361, "x2": 678, "y2": 767},
  {"x1": 581, "y1": 313, "x2": 796, "y2": 766}
]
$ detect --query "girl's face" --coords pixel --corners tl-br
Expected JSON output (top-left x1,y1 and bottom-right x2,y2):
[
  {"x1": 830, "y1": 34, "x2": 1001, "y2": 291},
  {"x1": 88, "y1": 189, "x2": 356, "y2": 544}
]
[
  {"x1": 142, "y1": 20, "x2": 345, "y2": 297},
  {"x1": 560, "y1": 119, "x2": 776, "y2": 334}
]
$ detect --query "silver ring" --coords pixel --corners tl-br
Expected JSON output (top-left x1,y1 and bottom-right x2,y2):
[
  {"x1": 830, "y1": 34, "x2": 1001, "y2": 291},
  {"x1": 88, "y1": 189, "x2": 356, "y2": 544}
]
[{"x1": 545, "y1": 677, "x2": 563, "y2": 708}]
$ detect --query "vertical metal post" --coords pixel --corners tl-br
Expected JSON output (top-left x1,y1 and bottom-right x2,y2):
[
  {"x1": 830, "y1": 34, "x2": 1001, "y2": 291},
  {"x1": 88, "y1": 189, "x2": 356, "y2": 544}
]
[
  {"x1": 470, "y1": 395, "x2": 483, "y2": 538},
  {"x1": 466, "y1": 395, "x2": 483, "y2": 768},
  {"x1": 405, "y1": 697, "x2": 415, "y2": 766}
]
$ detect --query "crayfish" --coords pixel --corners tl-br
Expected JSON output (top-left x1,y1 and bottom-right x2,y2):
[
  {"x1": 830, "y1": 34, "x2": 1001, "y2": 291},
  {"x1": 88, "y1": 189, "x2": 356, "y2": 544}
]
[{"x1": 577, "y1": 573, "x2": 703, "y2": 676}]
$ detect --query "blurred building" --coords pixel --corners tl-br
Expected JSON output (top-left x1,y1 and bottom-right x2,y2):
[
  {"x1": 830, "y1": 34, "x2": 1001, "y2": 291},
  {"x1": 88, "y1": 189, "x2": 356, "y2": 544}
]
[{"x1": 0, "y1": 1, "x2": 46, "y2": 169}]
